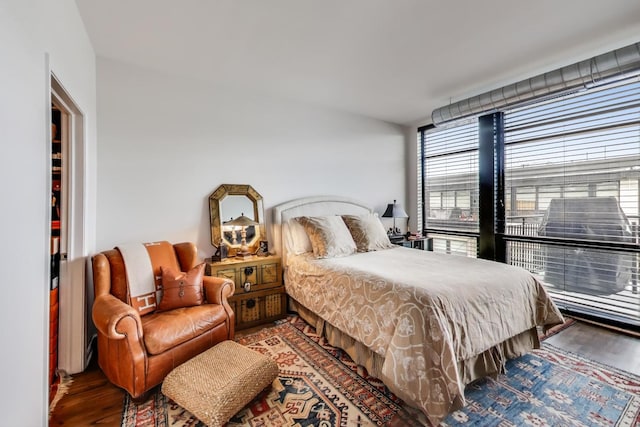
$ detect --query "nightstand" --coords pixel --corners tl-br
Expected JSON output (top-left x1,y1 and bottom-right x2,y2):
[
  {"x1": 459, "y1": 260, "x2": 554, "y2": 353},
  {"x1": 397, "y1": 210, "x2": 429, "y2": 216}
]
[
  {"x1": 393, "y1": 237, "x2": 433, "y2": 251},
  {"x1": 205, "y1": 255, "x2": 286, "y2": 330}
]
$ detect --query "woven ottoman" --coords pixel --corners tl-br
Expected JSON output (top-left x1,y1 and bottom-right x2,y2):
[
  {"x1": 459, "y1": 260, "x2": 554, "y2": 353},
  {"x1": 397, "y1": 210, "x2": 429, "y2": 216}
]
[{"x1": 161, "y1": 340, "x2": 278, "y2": 427}]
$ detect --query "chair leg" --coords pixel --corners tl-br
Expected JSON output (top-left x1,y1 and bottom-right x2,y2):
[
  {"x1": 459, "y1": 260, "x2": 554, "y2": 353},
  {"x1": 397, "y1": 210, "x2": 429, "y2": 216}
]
[{"x1": 130, "y1": 389, "x2": 152, "y2": 404}]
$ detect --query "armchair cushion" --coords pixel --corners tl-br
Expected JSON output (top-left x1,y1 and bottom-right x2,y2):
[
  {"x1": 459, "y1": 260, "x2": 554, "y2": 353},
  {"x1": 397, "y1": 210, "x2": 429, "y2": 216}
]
[
  {"x1": 142, "y1": 304, "x2": 229, "y2": 355},
  {"x1": 158, "y1": 263, "x2": 205, "y2": 311}
]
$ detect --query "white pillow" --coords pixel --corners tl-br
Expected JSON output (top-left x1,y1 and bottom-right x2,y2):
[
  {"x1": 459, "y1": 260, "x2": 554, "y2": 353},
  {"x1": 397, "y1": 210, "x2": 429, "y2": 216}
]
[
  {"x1": 295, "y1": 215, "x2": 357, "y2": 258},
  {"x1": 342, "y1": 213, "x2": 394, "y2": 252},
  {"x1": 284, "y1": 218, "x2": 313, "y2": 255}
]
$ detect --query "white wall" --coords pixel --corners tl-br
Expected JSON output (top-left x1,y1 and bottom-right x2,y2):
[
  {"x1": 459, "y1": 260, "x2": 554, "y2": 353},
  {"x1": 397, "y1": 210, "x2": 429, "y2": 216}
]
[
  {"x1": 0, "y1": 1, "x2": 96, "y2": 425},
  {"x1": 96, "y1": 58, "x2": 407, "y2": 257}
]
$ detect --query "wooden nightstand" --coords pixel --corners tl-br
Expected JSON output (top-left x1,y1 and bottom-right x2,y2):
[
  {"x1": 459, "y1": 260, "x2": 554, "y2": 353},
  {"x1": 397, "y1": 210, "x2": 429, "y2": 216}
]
[{"x1": 205, "y1": 255, "x2": 286, "y2": 330}]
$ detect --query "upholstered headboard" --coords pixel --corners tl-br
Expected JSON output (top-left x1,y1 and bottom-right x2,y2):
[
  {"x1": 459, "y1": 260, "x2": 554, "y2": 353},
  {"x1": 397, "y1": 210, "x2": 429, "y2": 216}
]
[{"x1": 271, "y1": 196, "x2": 373, "y2": 267}]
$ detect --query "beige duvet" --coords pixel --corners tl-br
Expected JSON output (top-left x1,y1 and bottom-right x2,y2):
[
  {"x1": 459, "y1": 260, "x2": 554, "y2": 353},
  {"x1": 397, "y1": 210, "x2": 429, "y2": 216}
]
[{"x1": 285, "y1": 246, "x2": 564, "y2": 425}]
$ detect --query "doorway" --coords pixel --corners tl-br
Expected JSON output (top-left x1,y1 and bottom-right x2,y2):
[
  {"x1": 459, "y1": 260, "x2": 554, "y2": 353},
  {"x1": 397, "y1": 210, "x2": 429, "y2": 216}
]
[
  {"x1": 49, "y1": 75, "x2": 90, "y2": 381},
  {"x1": 49, "y1": 103, "x2": 63, "y2": 397}
]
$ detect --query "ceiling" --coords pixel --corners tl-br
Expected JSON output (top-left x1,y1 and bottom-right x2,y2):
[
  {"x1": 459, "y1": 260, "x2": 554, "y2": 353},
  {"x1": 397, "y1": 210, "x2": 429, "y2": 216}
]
[{"x1": 75, "y1": 0, "x2": 640, "y2": 126}]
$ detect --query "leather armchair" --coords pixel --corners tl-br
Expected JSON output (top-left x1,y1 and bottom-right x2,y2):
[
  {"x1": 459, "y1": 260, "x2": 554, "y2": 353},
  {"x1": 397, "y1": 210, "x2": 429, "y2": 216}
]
[{"x1": 92, "y1": 241, "x2": 234, "y2": 399}]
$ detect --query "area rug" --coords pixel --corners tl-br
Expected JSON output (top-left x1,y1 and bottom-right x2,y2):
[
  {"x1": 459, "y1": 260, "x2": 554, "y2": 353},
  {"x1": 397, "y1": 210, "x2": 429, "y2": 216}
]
[{"x1": 122, "y1": 316, "x2": 639, "y2": 427}]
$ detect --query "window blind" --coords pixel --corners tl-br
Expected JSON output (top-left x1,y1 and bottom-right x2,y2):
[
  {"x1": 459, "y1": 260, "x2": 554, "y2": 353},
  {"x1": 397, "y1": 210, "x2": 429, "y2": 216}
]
[
  {"x1": 416, "y1": 131, "x2": 424, "y2": 234},
  {"x1": 503, "y1": 77, "x2": 640, "y2": 326},
  {"x1": 420, "y1": 120, "x2": 479, "y2": 256}
]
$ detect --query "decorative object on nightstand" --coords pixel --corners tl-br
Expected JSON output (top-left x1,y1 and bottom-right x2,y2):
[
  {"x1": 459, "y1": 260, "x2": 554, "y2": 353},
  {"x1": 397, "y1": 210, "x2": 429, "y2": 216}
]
[
  {"x1": 209, "y1": 184, "x2": 265, "y2": 258},
  {"x1": 211, "y1": 239, "x2": 228, "y2": 262},
  {"x1": 206, "y1": 255, "x2": 286, "y2": 330},
  {"x1": 224, "y1": 213, "x2": 259, "y2": 259},
  {"x1": 382, "y1": 199, "x2": 409, "y2": 243},
  {"x1": 256, "y1": 240, "x2": 269, "y2": 257}
]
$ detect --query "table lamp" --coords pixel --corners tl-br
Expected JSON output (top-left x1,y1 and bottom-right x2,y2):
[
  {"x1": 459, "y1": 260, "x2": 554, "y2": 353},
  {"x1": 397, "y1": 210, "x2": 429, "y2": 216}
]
[
  {"x1": 382, "y1": 200, "x2": 409, "y2": 240},
  {"x1": 225, "y1": 213, "x2": 259, "y2": 258}
]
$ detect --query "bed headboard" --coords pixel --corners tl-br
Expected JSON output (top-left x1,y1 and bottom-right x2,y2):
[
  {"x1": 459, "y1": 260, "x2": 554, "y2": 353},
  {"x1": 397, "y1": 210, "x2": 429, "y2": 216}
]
[{"x1": 271, "y1": 196, "x2": 373, "y2": 266}]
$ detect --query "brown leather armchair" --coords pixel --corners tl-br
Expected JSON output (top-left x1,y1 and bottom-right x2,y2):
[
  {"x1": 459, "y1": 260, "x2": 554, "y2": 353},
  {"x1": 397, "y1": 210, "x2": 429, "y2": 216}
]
[{"x1": 92, "y1": 241, "x2": 234, "y2": 399}]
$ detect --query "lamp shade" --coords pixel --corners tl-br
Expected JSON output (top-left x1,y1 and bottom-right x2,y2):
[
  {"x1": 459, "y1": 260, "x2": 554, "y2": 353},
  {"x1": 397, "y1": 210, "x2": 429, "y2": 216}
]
[
  {"x1": 224, "y1": 214, "x2": 259, "y2": 227},
  {"x1": 382, "y1": 200, "x2": 408, "y2": 219}
]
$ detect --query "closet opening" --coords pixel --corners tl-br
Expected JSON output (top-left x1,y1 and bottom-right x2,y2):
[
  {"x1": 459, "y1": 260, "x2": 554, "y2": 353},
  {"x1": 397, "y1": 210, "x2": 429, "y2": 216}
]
[{"x1": 49, "y1": 74, "x2": 90, "y2": 397}]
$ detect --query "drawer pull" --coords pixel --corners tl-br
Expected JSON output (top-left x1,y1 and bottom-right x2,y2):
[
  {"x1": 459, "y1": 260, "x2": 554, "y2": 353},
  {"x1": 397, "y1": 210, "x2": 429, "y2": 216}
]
[{"x1": 246, "y1": 298, "x2": 256, "y2": 309}]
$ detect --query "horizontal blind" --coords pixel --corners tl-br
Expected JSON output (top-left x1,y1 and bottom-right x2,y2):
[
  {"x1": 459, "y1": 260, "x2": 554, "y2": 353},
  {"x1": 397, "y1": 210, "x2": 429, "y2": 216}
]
[
  {"x1": 416, "y1": 130, "x2": 424, "y2": 234},
  {"x1": 503, "y1": 77, "x2": 640, "y2": 325},
  {"x1": 421, "y1": 121, "x2": 479, "y2": 256}
]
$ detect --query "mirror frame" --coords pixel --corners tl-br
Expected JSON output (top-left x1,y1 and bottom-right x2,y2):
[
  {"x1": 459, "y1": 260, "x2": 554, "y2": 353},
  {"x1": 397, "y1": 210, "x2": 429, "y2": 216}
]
[{"x1": 209, "y1": 184, "x2": 265, "y2": 256}]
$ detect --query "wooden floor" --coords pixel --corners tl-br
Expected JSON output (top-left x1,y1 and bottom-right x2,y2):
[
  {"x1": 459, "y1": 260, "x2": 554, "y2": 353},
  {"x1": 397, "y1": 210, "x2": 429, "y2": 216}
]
[
  {"x1": 544, "y1": 318, "x2": 640, "y2": 376},
  {"x1": 49, "y1": 319, "x2": 640, "y2": 426}
]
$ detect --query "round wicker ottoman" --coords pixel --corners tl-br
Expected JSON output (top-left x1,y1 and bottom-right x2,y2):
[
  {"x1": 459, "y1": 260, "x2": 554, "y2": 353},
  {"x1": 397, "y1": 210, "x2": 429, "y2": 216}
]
[{"x1": 161, "y1": 340, "x2": 278, "y2": 427}]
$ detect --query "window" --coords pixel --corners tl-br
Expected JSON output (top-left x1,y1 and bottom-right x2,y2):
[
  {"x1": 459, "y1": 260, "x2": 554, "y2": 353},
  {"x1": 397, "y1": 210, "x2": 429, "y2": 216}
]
[
  {"x1": 420, "y1": 120, "x2": 479, "y2": 257},
  {"x1": 420, "y1": 77, "x2": 640, "y2": 327},
  {"x1": 503, "y1": 77, "x2": 640, "y2": 326}
]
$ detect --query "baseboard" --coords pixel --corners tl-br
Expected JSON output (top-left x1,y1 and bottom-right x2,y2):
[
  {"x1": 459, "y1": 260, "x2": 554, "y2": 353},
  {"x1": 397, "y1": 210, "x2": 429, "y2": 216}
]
[{"x1": 562, "y1": 312, "x2": 640, "y2": 338}]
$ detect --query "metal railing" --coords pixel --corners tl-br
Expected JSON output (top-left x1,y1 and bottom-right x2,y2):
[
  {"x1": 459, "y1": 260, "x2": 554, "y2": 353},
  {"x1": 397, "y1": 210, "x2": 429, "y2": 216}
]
[
  {"x1": 505, "y1": 217, "x2": 544, "y2": 272},
  {"x1": 506, "y1": 216, "x2": 640, "y2": 299},
  {"x1": 428, "y1": 215, "x2": 640, "y2": 293}
]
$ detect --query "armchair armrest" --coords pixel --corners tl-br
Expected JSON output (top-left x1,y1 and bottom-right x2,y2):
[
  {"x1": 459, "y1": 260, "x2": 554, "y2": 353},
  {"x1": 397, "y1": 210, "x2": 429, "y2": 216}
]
[
  {"x1": 92, "y1": 294, "x2": 144, "y2": 340},
  {"x1": 202, "y1": 276, "x2": 235, "y2": 304},
  {"x1": 203, "y1": 276, "x2": 235, "y2": 339}
]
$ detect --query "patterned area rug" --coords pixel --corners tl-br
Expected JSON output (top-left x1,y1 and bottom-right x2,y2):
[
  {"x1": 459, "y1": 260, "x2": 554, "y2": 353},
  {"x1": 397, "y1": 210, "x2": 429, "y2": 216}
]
[{"x1": 122, "y1": 316, "x2": 640, "y2": 427}]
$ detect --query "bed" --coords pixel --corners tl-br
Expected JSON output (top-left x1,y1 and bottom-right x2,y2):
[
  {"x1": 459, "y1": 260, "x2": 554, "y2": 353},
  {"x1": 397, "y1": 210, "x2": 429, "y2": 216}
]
[{"x1": 271, "y1": 196, "x2": 564, "y2": 425}]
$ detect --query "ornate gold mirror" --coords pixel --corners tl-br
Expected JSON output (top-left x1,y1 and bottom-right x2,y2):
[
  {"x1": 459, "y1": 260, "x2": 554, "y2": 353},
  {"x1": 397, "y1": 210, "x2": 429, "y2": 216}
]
[{"x1": 209, "y1": 184, "x2": 265, "y2": 257}]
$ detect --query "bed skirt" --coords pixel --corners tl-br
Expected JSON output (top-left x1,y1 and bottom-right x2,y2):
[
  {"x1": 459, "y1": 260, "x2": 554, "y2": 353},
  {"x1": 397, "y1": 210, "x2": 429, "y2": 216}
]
[{"x1": 288, "y1": 297, "x2": 540, "y2": 411}]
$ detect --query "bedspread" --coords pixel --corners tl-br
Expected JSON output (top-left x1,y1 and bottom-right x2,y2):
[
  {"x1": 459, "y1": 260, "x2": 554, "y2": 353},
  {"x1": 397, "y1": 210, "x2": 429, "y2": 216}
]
[{"x1": 285, "y1": 247, "x2": 564, "y2": 425}]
